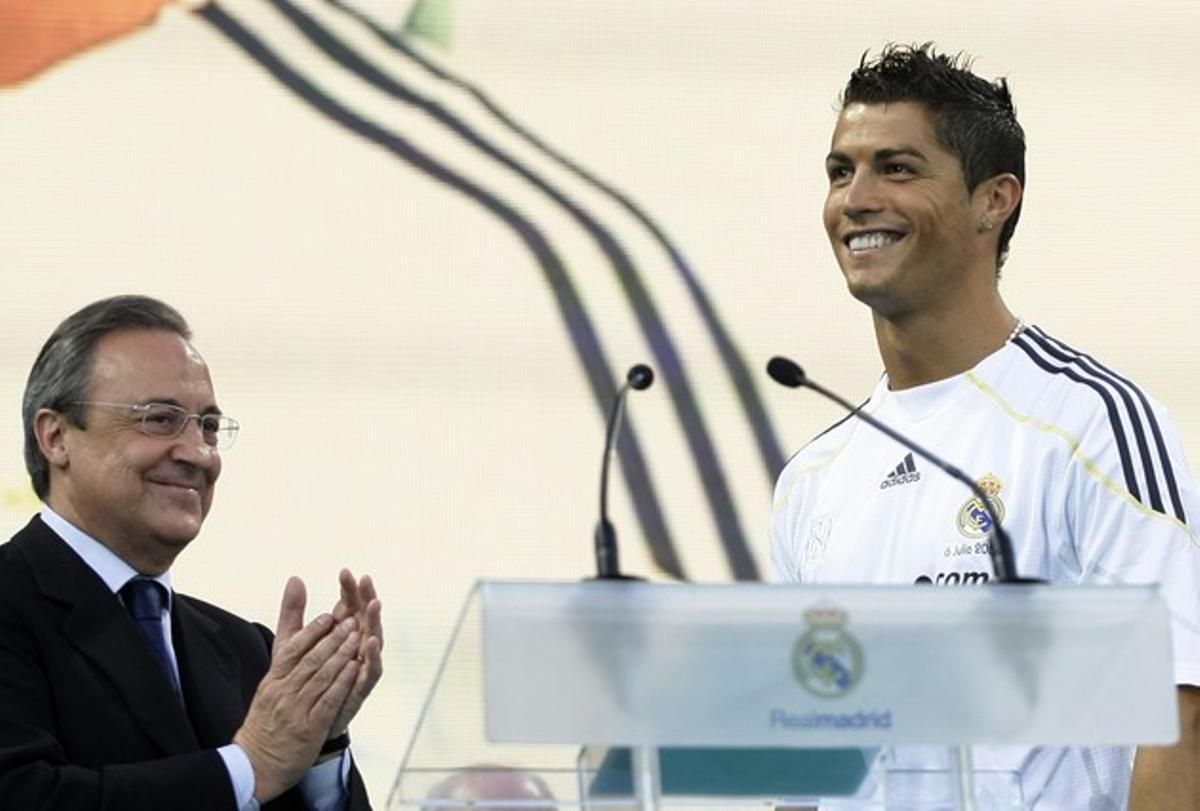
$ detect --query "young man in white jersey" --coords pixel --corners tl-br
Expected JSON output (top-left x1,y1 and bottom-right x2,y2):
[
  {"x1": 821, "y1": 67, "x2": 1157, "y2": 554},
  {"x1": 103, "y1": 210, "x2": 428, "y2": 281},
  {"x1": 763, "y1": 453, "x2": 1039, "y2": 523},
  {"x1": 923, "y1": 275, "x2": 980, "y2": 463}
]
[{"x1": 770, "y1": 44, "x2": 1200, "y2": 808}]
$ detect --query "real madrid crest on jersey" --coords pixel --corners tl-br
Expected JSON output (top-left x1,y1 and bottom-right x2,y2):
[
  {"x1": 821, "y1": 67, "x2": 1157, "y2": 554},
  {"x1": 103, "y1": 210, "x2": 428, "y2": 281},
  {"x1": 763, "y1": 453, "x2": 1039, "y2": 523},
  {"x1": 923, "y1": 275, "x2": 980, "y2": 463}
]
[
  {"x1": 957, "y1": 473, "x2": 1006, "y2": 538},
  {"x1": 792, "y1": 604, "x2": 863, "y2": 698}
]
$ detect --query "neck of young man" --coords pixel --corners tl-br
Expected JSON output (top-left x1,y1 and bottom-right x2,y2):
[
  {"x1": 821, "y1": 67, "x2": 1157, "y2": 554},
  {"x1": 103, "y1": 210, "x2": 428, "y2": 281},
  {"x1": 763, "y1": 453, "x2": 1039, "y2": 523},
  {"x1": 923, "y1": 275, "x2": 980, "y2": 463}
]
[{"x1": 872, "y1": 289, "x2": 1017, "y2": 391}]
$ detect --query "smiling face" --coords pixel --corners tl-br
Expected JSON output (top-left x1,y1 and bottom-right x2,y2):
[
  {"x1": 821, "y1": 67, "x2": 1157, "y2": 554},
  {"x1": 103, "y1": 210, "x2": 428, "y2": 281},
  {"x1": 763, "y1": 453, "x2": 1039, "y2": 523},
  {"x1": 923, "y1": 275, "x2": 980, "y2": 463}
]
[
  {"x1": 823, "y1": 101, "x2": 992, "y2": 319},
  {"x1": 44, "y1": 328, "x2": 222, "y2": 573}
]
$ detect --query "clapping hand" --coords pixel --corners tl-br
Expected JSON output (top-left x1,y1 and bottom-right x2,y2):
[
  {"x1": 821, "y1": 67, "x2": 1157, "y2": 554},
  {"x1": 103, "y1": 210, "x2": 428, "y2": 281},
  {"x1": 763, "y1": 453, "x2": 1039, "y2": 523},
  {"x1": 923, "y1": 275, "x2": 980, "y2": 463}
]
[
  {"x1": 235, "y1": 577, "x2": 361, "y2": 802},
  {"x1": 327, "y1": 568, "x2": 384, "y2": 738}
]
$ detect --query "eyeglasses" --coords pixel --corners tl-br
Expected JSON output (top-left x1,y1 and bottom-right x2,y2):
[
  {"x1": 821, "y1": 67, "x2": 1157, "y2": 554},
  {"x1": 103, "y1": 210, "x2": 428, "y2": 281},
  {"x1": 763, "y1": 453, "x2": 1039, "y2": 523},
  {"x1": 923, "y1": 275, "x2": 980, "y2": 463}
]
[{"x1": 68, "y1": 401, "x2": 240, "y2": 450}]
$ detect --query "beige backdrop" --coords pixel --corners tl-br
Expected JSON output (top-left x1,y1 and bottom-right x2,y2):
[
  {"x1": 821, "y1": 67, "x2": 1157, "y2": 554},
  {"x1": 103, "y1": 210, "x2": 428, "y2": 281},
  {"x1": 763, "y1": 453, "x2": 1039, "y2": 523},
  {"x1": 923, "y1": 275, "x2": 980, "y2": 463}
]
[{"x1": 2, "y1": 0, "x2": 1199, "y2": 802}]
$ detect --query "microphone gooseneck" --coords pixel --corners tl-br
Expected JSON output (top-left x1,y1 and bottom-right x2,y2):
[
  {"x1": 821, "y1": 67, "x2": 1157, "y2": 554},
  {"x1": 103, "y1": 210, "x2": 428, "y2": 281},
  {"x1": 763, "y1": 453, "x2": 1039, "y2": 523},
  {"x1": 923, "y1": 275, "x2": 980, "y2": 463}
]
[
  {"x1": 594, "y1": 364, "x2": 655, "y2": 580},
  {"x1": 767, "y1": 356, "x2": 1034, "y2": 584}
]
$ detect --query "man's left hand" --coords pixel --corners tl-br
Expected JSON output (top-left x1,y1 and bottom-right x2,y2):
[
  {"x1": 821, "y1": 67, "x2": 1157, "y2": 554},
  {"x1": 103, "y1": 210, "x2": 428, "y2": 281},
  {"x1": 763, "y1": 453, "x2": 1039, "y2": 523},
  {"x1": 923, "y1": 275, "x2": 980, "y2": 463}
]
[{"x1": 327, "y1": 568, "x2": 384, "y2": 738}]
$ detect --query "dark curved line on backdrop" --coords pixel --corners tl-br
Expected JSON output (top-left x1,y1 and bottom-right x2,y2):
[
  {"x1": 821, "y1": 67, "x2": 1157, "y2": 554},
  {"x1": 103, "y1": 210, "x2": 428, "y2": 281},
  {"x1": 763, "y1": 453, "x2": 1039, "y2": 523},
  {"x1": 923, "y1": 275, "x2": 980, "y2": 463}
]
[
  {"x1": 328, "y1": 0, "x2": 786, "y2": 487},
  {"x1": 323, "y1": 0, "x2": 777, "y2": 574},
  {"x1": 197, "y1": 2, "x2": 684, "y2": 579},
  {"x1": 272, "y1": 0, "x2": 757, "y2": 579}
]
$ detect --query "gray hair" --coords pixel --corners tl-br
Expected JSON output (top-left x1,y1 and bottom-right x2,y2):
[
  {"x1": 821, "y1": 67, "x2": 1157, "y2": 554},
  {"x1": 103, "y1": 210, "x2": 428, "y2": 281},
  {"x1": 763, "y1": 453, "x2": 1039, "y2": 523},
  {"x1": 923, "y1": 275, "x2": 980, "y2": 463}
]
[{"x1": 23, "y1": 295, "x2": 192, "y2": 500}]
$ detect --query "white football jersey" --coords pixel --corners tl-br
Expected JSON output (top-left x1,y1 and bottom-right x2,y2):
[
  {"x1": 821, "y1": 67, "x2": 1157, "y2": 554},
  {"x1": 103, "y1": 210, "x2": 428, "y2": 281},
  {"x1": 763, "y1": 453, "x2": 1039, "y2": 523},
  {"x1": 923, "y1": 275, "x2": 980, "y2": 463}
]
[{"x1": 771, "y1": 326, "x2": 1200, "y2": 809}]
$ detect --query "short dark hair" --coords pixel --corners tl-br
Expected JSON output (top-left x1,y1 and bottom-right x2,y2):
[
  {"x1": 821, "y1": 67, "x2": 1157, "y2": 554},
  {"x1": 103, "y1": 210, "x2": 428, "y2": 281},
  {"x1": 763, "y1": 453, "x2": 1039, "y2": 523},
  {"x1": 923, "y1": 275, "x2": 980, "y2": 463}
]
[
  {"x1": 841, "y1": 43, "x2": 1026, "y2": 269},
  {"x1": 22, "y1": 296, "x2": 192, "y2": 500}
]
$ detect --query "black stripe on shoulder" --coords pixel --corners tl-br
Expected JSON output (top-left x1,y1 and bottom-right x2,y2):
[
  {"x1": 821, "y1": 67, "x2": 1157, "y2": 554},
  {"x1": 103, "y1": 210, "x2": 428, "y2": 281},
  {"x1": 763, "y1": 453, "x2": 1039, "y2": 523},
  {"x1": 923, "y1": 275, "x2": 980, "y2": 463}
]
[
  {"x1": 1023, "y1": 328, "x2": 1162, "y2": 512},
  {"x1": 1013, "y1": 328, "x2": 1185, "y2": 525},
  {"x1": 1011, "y1": 332, "x2": 1143, "y2": 506},
  {"x1": 1026, "y1": 326, "x2": 1185, "y2": 525}
]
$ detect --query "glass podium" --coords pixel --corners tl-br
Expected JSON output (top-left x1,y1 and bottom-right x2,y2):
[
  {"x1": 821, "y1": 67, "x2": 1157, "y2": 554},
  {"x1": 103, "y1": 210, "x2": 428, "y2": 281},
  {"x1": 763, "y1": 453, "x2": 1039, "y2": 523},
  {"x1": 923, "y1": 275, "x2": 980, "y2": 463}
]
[{"x1": 388, "y1": 581, "x2": 1177, "y2": 810}]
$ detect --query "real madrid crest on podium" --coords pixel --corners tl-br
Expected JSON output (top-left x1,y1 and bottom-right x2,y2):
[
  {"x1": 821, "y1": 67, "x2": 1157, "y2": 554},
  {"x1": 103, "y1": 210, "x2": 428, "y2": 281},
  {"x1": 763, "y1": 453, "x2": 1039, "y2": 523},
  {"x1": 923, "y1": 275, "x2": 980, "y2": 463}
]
[{"x1": 792, "y1": 604, "x2": 864, "y2": 698}]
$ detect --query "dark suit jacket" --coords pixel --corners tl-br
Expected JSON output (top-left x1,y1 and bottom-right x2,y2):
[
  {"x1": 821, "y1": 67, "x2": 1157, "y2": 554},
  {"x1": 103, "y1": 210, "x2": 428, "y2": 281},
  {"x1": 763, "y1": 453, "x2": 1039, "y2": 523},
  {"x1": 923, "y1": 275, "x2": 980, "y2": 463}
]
[{"x1": 0, "y1": 515, "x2": 372, "y2": 810}]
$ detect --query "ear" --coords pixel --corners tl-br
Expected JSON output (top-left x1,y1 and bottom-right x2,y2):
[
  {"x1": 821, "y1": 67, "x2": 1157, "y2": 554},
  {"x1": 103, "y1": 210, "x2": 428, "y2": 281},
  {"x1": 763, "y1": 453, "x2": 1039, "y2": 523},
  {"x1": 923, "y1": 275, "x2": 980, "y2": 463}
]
[
  {"x1": 974, "y1": 173, "x2": 1022, "y2": 232},
  {"x1": 34, "y1": 408, "x2": 72, "y2": 473}
]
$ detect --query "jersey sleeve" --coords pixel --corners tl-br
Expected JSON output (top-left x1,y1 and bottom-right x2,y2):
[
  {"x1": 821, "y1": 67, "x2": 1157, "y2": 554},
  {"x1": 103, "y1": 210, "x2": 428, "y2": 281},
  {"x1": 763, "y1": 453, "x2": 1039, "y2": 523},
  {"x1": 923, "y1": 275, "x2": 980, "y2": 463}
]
[
  {"x1": 1065, "y1": 399, "x2": 1200, "y2": 687},
  {"x1": 770, "y1": 461, "x2": 804, "y2": 584}
]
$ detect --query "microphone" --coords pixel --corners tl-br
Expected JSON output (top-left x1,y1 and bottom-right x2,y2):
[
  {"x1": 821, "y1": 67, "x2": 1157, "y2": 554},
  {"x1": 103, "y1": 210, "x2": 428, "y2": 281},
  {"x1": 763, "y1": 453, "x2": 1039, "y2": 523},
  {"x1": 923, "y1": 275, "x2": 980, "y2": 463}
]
[
  {"x1": 767, "y1": 356, "x2": 1035, "y2": 584},
  {"x1": 626, "y1": 364, "x2": 654, "y2": 391},
  {"x1": 594, "y1": 364, "x2": 654, "y2": 580},
  {"x1": 766, "y1": 356, "x2": 806, "y2": 389}
]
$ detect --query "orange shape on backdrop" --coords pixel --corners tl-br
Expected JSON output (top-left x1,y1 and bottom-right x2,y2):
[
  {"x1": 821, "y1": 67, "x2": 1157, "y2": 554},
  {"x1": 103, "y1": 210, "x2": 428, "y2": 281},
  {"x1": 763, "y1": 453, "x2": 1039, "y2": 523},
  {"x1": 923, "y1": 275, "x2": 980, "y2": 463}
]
[{"x1": 0, "y1": 0, "x2": 170, "y2": 86}]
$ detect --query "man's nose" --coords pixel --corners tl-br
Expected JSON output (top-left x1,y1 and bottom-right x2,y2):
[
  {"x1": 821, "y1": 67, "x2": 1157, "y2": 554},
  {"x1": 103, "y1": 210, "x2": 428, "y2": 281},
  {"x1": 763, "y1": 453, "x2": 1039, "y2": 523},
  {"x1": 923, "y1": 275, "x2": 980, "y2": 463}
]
[
  {"x1": 841, "y1": 170, "x2": 884, "y2": 219},
  {"x1": 171, "y1": 419, "x2": 220, "y2": 466}
]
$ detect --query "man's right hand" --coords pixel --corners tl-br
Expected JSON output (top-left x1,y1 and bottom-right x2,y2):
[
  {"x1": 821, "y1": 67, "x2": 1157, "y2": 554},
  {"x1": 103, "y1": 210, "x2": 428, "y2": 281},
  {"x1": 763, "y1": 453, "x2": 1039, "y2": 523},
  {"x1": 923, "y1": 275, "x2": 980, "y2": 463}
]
[{"x1": 233, "y1": 577, "x2": 361, "y2": 803}]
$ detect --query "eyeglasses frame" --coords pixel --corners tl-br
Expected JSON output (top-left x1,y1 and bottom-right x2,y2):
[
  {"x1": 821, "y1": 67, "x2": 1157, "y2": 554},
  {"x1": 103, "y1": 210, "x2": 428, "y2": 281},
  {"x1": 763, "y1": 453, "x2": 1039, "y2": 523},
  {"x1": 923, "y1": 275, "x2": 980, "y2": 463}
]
[{"x1": 65, "y1": 400, "x2": 240, "y2": 450}]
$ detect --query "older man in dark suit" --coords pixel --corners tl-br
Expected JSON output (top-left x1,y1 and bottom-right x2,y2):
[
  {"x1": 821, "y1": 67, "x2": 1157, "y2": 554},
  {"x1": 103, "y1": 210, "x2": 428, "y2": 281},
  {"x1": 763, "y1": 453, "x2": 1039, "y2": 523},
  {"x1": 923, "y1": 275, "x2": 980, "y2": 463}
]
[{"x1": 0, "y1": 295, "x2": 383, "y2": 809}]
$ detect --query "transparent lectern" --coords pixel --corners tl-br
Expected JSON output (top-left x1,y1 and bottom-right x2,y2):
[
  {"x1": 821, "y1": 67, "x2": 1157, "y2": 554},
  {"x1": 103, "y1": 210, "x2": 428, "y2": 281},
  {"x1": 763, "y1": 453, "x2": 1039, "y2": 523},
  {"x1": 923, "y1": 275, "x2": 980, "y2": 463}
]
[{"x1": 388, "y1": 581, "x2": 1177, "y2": 810}]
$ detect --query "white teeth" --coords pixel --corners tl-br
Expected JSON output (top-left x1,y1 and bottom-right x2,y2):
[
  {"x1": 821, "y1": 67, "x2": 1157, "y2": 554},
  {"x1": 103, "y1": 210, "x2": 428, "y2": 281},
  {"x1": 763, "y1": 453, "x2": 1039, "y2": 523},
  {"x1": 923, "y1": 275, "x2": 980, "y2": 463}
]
[{"x1": 848, "y1": 232, "x2": 901, "y2": 251}]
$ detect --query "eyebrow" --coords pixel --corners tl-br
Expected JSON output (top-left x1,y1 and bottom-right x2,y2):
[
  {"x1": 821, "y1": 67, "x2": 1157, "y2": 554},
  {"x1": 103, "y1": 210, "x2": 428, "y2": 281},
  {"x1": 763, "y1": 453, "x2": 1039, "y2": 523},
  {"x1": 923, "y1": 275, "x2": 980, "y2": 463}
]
[
  {"x1": 139, "y1": 398, "x2": 223, "y2": 416},
  {"x1": 826, "y1": 146, "x2": 930, "y2": 164}
]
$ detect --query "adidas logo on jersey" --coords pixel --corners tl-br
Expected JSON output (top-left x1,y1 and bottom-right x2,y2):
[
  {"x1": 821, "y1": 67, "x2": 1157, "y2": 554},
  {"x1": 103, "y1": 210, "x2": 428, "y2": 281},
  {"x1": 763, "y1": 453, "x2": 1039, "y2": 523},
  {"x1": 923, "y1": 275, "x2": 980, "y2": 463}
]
[{"x1": 879, "y1": 452, "x2": 921, "y2": 489}]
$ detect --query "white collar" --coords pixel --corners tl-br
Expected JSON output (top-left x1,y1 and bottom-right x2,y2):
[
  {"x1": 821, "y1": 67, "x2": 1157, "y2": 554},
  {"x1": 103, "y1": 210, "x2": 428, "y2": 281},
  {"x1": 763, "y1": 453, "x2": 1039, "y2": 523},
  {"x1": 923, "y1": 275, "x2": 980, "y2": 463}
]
[{"x1": 40, "y1": 505, "x2": 173, "y2": 603}]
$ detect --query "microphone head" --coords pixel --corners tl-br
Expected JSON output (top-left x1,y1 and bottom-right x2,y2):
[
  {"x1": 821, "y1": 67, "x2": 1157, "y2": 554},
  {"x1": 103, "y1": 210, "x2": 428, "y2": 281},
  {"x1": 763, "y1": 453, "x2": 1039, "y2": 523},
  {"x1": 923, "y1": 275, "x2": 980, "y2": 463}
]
[
  {"x1": 767, "y1": 356, "x2": 806, "y2": 388},
  {"x1": 626, "y1": 364, "x2": 654, "y2": 391}
]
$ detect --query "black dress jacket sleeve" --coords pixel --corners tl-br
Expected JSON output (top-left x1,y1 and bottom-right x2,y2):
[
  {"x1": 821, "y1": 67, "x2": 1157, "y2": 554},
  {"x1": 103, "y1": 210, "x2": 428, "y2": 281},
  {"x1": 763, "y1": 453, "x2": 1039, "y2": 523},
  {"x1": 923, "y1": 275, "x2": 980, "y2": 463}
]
[{"x1": 0, "y1": 515, "x2": 371, "y2": 810}]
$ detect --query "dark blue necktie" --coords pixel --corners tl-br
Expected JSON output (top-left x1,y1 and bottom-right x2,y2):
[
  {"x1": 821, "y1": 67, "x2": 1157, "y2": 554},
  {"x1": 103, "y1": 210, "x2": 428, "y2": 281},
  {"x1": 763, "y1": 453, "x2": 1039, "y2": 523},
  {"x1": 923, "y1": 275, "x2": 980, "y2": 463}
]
[{"x1": 120, "y1": 577, "x2": 180, "y2": 694}]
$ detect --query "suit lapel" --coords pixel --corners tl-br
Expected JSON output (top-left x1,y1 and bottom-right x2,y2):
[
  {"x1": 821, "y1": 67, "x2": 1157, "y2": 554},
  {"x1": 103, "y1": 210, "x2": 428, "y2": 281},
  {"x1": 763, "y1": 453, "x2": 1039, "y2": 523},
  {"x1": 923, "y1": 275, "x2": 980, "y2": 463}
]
[
  {"x1": 16, "y1": 517, "x2": 200, "y2": 754},
  {"x1": 172, "y1": 596, "x2": 248, "y2": 747}
]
